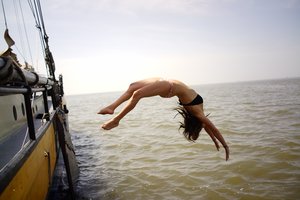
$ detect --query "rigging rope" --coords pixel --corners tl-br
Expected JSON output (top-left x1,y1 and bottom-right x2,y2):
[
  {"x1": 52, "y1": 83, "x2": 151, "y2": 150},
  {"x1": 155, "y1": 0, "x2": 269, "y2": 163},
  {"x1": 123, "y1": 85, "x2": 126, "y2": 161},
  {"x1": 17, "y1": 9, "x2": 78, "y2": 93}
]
[
  {"x1": 1, "y1": 0, "x2": 8, "y2": 29},
  {"x1": 27, "y1": 0, "x2": 38, "y2": 26},
  {"x1": 2, "y1": 0, "x2": 54, "y2": 78},
  {"x1": 31, "y1": 0, "x2": 55, "y2": 78},
  {"x1": 36, "y1": 0, "x2": 47, "y2": 38},
  {"x1": 13, "y1": 0, "x2": 27, "y2": 60},
  {"x1": 18, "y1": 0, "x2": 34, "y2": 66},
  {"x1": 28, "y1": 0, "x2": 47, "y2": 75},
  {"x1": 27, "y1": 0, "x2": 49, "y2": 76},
  {"x1": 1, "y1": 0, "x2": 29, "y2": 64}
]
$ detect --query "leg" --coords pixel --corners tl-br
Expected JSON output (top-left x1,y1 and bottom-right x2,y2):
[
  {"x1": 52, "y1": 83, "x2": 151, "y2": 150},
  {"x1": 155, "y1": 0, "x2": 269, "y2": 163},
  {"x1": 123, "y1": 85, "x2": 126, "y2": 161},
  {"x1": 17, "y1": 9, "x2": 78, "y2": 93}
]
[
  {"x1": 102, "y1": 80, "x2": 170, "y2": 130},
  {"x1": 97, "y1": 80, "x2": 153, "y2": 114}
]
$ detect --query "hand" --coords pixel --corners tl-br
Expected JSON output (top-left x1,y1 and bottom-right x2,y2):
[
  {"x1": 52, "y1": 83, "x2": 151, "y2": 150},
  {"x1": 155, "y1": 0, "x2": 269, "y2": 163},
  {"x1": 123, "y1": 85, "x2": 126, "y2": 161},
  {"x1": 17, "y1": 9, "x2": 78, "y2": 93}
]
[
  {"x1": 198, "y1": 115, "x2": 229, "y2": 161},
  {"x1": 204, "y1": 126, "x2": 229, "y2": 161},
  {"x1": 210, "y1": 133, "x2": 229, "y2": 161},
  {"x1": 224, "y1": 145, "x2": 229, "y2": 161}
]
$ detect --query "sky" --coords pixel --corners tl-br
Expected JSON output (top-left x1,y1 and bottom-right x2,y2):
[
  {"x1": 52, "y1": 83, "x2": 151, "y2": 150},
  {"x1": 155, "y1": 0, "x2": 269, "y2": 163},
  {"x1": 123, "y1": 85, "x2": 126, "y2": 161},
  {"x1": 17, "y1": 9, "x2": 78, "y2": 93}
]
[{"x1": 1, "y1": 0, "x2": 300, "y2": 95}]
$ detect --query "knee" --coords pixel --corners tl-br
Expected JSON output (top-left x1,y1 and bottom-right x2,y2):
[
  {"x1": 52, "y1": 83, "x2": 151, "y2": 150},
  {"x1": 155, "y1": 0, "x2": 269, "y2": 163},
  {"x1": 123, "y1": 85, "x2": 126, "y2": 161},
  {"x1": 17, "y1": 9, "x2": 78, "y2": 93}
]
[
  {"x1": 131, "y1": 90, "x2": 142, "y2": 101},
  {"x1": 123, "y1": 83, "x2": 136, "y2": 97},
  {"x1": 127, "y1": 82, "x2": 138, "y2": 93},
  {"x1": 129, "y1": 82, "x2": 137, "y2": 87}
]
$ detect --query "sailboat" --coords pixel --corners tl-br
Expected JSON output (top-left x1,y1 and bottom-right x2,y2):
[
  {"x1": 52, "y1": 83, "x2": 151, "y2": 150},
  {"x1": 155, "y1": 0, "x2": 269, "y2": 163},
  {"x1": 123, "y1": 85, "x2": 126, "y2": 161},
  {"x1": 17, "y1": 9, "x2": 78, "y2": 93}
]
[{"x1": 0, "y1": 0, "x2": 78, "y2": 199}]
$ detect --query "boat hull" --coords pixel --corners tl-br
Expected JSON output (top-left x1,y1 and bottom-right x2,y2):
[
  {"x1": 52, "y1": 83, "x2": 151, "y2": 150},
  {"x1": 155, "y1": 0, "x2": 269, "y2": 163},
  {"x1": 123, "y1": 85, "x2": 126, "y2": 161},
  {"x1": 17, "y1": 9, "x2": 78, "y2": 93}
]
[
  {"x1": 0, "y1": 56, "x2": 78, "y2": 199},
  {"x1": 0, "y1": 121, "x2": 57, "y2": 200}
]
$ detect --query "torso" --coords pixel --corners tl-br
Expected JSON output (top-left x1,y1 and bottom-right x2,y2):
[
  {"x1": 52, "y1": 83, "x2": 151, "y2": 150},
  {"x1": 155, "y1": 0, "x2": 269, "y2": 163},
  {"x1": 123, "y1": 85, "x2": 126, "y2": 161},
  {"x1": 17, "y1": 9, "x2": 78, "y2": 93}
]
[
  {"x1": 168, "y1": 80, "x2": 198, "y2": 103},
  {"x1": 169, "y1": 79, "x2": 205, "y2": 116},
  {"x1": 151, "y1": 78, "x2": 204, "y2": 115}
]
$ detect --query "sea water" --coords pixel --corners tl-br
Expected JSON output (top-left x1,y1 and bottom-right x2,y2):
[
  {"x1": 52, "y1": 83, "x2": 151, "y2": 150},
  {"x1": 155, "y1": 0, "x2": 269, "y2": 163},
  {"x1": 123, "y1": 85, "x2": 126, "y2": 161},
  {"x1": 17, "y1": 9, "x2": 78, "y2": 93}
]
[{"x1": 67, "y1": 78, "x2": 300, "y2": 200}]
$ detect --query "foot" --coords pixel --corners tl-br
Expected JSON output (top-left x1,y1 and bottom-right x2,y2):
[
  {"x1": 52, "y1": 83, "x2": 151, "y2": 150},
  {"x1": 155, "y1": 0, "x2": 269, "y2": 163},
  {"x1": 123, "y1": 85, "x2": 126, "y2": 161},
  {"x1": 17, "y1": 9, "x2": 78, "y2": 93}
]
[
  {"x1": 101, "y1": 119, "x2": 119, "y2": 130},
  {"x1": 97, "y1": 107, "x2": 114, "y2": 115}
]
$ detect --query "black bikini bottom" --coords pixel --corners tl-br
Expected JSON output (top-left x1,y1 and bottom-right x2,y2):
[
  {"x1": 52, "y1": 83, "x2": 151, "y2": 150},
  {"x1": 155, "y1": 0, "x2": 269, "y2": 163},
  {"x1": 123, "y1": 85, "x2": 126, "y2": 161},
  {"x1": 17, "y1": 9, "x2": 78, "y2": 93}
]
[{"x1": 179, "y1": 94, "x2": 203, "y2": 106}]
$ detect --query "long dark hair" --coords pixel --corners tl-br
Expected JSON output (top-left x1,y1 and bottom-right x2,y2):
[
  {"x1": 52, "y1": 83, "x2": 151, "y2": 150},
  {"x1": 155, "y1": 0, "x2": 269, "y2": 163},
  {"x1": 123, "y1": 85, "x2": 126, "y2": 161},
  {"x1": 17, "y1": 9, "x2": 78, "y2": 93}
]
[{"x1": 175, "y1": 106, "x2": 203, "y2": 142}]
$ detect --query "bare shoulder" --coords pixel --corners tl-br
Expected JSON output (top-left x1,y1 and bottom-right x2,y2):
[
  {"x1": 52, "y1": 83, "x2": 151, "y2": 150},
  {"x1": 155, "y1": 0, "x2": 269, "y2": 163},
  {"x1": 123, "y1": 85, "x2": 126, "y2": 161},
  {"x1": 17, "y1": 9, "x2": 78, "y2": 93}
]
[{"x1": 170, "y1": 80, "x2": 197, "y2": 102}]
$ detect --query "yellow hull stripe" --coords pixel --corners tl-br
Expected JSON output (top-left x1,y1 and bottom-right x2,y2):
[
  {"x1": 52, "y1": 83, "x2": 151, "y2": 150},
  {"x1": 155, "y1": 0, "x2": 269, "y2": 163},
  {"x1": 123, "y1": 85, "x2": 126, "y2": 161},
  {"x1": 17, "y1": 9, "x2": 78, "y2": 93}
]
[{"x1": 0, "y1": 123, "x2": 57, "y2": 200}]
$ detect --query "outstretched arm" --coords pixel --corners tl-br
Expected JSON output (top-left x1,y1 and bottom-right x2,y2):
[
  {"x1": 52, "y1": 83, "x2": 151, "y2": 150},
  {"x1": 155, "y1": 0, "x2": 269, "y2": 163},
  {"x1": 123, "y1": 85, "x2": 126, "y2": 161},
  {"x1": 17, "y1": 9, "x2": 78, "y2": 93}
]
[{"x1": 200, "y1": 116, "x2": 229, "y2": 161}]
